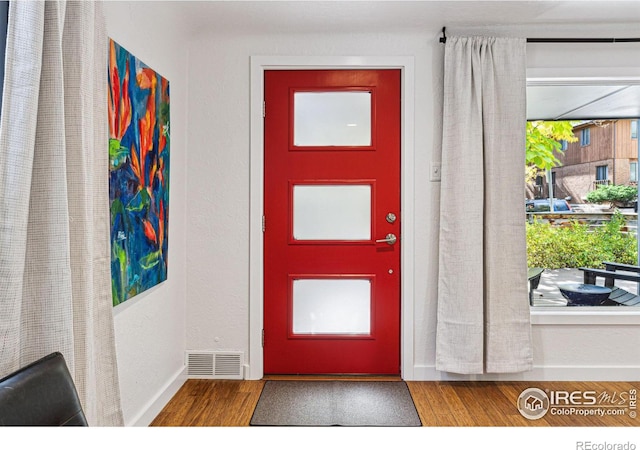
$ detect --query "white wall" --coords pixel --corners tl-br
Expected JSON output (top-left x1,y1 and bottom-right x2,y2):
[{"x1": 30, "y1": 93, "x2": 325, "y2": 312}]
[
  {"x1": 185, "y1": 29, "x2": 441, "y2": 373},
  {"x1": 104, "y1": 2, "x2": 189, "y2": 426}
]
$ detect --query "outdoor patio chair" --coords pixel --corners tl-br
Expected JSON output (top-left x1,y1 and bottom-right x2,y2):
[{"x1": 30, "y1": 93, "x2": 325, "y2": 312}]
[
  {"x1": 579, "y1": 262, "x2": 640, "y2": 306},
  {"x1": 528, "y1": 267, "x2": 544, "y2": 306}
]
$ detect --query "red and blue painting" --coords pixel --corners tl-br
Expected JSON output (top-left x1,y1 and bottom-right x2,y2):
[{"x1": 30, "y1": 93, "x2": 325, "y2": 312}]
[{"x1": 108, "y1": 39, "x2": 170, "y2": 306}]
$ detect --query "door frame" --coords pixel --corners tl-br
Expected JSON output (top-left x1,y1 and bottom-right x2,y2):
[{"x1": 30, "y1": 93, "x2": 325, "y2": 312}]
[{"x1": 248, "y1": 56, "x2": 415, "y2": 380}]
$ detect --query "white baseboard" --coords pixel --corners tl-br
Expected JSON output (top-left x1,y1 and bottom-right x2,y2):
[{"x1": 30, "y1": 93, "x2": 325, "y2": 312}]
[
  {"x1": 127, "y1": 365, "x2": 188, "y2": 427},
  {"x1": 410, "y1": 365, "x2": 640, "y2": 381}
]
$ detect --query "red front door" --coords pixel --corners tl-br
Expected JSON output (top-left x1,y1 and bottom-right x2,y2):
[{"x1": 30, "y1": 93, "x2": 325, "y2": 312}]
[{"x1": 263, "y1": 69, "x2": 401, "y2": 374}]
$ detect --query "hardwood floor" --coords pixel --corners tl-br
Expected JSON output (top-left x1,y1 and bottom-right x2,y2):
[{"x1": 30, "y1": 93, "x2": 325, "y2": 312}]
[{"x1": 150, "y1": 378, "x2": 639, "y2": 427}]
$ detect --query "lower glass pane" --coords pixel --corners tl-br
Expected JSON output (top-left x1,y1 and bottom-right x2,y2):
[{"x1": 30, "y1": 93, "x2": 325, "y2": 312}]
[{"x1": 292, "y1": 278, "x2": 371, "y2": 335}]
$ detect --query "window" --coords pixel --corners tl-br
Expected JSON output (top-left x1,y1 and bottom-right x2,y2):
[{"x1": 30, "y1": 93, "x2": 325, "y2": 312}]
[
  {"x1": 580, "y1": 128, "x2": 591, "y2": 146},
  {"x1": 527, "y1": 78, "x2": 640, "y2": 309},
  {"x1": 560, "y1": 140, "x2": 568, "y2": 151},
  {"x1": 596, "y1": 165, "x2": 608, "y2": 181},
  {"x1": 526, "y1": 120, "x2": 636, "y2": 308}
]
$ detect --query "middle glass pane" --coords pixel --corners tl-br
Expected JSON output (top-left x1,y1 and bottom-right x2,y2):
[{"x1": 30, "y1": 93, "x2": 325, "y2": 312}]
[{"x1": 293, "y1": 184, "x2": 371, "y2": 241}]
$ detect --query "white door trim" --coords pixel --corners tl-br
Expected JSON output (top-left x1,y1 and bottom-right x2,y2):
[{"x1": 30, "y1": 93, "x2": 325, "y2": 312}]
[{"x1": 248, "y1": 56, "x2": 415, "y2": 380}]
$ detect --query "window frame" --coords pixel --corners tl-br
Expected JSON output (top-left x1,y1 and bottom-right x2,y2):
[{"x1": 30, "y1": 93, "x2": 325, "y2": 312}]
[
  {"x1": 580, "y1": 127, "x2": 591, "y2": 146},
  {"x1": 560, "y1": 139, "x2": 568, "y2": 151},
  {"x1": 595, "y1": 164, "x2": 608, "y2": 181}
]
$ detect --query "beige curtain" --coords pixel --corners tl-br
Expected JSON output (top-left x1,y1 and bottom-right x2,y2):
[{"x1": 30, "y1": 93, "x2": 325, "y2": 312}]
[
  {"x1": 436, "y1": 36, "x2": 533, "y2": 374},
  {"x1": 0, "y1": 1, "x2": 123, "y2": 425}
]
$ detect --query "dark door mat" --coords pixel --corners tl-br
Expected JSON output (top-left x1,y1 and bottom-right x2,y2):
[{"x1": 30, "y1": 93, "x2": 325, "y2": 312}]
[{"x1": 250, "y1": 380, "x2": 422, "y2": 427}]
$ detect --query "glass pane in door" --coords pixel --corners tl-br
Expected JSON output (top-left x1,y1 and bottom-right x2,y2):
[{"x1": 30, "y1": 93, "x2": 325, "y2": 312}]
[
  {"x1": 292, "y1": 184, "x2": 371, "y2": 241},
  {"x1": 294, "y1": 91, "x2": 371, "y2": 147},
  {"x1": 292, "y1": 278, "x2": 371, "y2": 335}
]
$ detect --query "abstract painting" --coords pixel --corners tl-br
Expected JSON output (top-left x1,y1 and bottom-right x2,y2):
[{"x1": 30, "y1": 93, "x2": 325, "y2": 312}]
[{"x1": 108, "y1": 39, "x2": 170, "y2": 306}]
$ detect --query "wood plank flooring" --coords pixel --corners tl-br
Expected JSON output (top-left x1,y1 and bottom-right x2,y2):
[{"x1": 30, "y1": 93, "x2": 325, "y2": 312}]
[{"x1": 150, "y1": 378, "x2": 639, "y2": 427}]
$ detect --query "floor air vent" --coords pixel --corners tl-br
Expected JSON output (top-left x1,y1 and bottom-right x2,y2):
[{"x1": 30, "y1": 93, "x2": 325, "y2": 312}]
[{"x1": 186, "y1": 351, "x2": 244, "y2": 379}]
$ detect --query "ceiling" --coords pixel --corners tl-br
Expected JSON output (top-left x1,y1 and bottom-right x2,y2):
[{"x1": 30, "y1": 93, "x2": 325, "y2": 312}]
[
  {"x1": 527, "y1": 83, "x2": 640, "y2": 121},
  {"x1": 163, "y1": 0, "x2": 640, "y2": 120},
  {"x1": 171, "y1": 1, "x2": 640, "y2": 36}
]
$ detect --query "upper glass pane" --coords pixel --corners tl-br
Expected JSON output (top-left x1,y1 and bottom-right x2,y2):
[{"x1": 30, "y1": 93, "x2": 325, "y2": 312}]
[
  {"x1": 293, "y1": 184, "x2": 371, "y2": 241},
  {"x1": 294, "y1": 92, "x2": 372, "y2": 147}
]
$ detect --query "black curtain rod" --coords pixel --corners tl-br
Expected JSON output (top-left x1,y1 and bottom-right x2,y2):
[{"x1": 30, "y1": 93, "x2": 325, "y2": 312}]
[
  {"x1": 439, "y1": 27, "x2": 640, "y2": 44},
  {"x1": 527, "y1": 37, "x2": 640, "y2": 43}
]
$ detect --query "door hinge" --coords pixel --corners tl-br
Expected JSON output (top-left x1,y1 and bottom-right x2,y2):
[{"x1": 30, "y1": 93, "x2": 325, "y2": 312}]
[
  {"x1": 262, "y1": 101, "x2": 266, "y2": 118},
  {"x1": 262, "y1": 215, "x2": 266, "y2": 232},
  {"x1": 262, "y1": 329, "x2": 265, "y2": 347}
]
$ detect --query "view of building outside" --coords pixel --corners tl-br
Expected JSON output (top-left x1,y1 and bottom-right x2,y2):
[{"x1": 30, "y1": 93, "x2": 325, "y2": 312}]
[{"x1": 528, "y1": 119, "x2": 639, "y2": 209}]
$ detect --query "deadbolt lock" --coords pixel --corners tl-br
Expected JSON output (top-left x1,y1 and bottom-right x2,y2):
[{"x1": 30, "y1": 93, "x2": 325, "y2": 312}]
[{"x1": 386, "y1": 212, "x2": 397, "y2": 224}]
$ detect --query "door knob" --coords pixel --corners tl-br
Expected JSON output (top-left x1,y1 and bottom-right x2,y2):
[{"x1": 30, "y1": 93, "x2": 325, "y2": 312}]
[{"x1": 376, "y1": 233, "x2": 397, "y2": 245}]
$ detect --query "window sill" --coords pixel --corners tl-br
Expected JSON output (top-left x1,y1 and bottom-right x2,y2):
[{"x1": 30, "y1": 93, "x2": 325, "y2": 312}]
[{"x1": 530, "y1": 306, "x2": 640, "y2": 325}]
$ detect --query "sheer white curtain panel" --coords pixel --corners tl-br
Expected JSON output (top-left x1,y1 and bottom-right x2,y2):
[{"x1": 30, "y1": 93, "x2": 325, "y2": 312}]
[
  {"x1": 0, "y1": 1, "x2": 123, "y2": 425},
  {"x1": 436, "y1": 36, "x2": 533, "y2": 374}
]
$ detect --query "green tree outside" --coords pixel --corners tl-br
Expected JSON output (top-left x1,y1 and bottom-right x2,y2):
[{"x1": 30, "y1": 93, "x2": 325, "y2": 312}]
[{"x1": 525, "y1": 121, "x2": 578, "y2": 183}]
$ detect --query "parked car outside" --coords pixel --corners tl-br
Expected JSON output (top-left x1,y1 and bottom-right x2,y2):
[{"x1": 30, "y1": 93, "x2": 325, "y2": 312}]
[{"x1": 526, "y1": 198, "x2": 572, "y2": 212}]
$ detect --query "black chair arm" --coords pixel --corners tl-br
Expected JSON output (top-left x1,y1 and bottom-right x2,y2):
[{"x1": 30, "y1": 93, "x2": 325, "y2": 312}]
[
  {"x1": 579, "y1": 267, "x2": 640, "y2": 287},
  {"x1": 0, "y1": 352, "x2": 88, "y2": 426},
  {"x1": 603, "y1": 262, "x2": 640, "y2": 273}
]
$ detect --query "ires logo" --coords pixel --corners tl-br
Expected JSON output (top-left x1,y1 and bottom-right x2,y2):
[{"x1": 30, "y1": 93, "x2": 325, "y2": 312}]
[
  {"x1": 518, "y1": 388, "x2": 638, "y2": 420},
  {"x1": 548, "y1": 390, "x2": 598, "y2": 405},
  {"x1": 517, "y1": 388, "x2": 550, "y2": 420}
]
